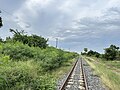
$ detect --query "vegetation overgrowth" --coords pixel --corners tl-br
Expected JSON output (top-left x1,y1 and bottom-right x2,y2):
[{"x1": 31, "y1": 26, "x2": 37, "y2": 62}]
[
  {"x1": 81, "y1": 45, "x2": 120, "y2": 89},
  {"x1": 0, "y1": 29, "x2": 78, "y2": 90},
  {"x1": 83, "y1": 56, "x2": 120, "y2": 90}
]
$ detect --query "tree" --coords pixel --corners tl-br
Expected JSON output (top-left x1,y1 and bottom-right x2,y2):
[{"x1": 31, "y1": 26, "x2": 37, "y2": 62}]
[
  {"x1": 9, "y1": 29, "x2": 48, "y2": 48},
  {"x1": 0, "y1": 17, "x2": 3, "y2": 28},
  {"x1": 94, "y1": 52, "x2": 100, "y2": 58},
  {"x1": 27, "y1": 35, "x2": 48, "y2": 48},
  {"x1": 104, "y1": 45, "x2": 119, "y2": 60},
  {"x1": 0, "y1": 37, "x2": 3, "y2": 42},
  {"x1": 0, "y1": 11, "x2": 3, "y2": 28},
  {"x1": 87, "y1": 50, "x2": 100, "y2": 58},
  {"x1": 84, "y1": 48, "x2": 88, "y2": 53},
  {"x1": 87, "y1": 50, "x2": 94, "y2": 56}
]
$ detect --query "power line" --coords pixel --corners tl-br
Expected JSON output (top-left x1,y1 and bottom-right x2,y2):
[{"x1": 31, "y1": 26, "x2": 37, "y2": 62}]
[
  {"x1": 0, "y1": 7, "x2": 15, "y2": 17},
  {"x1": 0, "y1": 7, "x2": 31, "y2": 29}
]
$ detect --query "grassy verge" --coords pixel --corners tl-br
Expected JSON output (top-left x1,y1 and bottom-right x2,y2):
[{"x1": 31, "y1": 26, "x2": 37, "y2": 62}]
[
  {"x1": 0, "y1": 42, "x2": 78, "y2": 90},
  {"x1": 82, "y1": 56, "x2": 120, "y2": 90},
  {"x1": 50, "y1": 59, "x2": 76, "y2": 79},
  {"x1": 0, "y1": 58, "x2": 76, "y2": 90}
]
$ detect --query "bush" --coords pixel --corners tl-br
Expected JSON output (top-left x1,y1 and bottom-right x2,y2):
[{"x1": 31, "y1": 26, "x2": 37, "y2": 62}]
[
  {"x1": 0, "y1": 42, "x2": 78, "y2": 89},
  {"x1": 0, "y1": 60, "x2": 56, "y2": 90},
  {"x1": 1, "y1": 42, "x2": 34, "y2": 60},
  {"x1": 41, "y1": 49, "x2": 63, "y2": 71},
  {"x1": 0, "y1": 31, "x2": 79, "y2": 90}
]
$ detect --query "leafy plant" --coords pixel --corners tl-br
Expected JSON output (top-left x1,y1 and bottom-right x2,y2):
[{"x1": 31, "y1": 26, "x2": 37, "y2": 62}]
[{"x1": 0, "y1": 37, "x2": 78, "y2": 90}]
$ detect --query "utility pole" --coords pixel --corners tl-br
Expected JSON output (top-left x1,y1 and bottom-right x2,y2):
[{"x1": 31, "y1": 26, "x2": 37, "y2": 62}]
[
  {"x1": 69, "y1": 48, "x2": 70, "y2": 51},
  {"x1": 56, "y1": 38, "x2": 58, "y2": 48}
]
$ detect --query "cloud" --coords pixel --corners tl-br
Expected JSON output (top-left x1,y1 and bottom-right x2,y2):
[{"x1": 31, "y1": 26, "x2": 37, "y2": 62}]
[
  {"x1": 13, "y1": 0, "x2": 108, "y2": 35},
  {"x1": 53, "y1": 6, "x2": 120, "y2": 52},
  {"x1": 3, "y1": 0, "x2": 119, "y2": 52}
]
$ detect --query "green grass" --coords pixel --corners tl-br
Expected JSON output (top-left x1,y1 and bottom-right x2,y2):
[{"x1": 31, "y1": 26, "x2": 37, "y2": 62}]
[
  {"x1": 82, "y1": 56, "x2": 120, "y2": 90},
  {"x1": 103, "y1": 61, "x2": 120, "y2": 69},
  {"x1": 50, "y1": 59, "x2": 76, "y2": 79},
  {"x1": 93, "y1": 57, "x2": 120, "y2": 67},
  {"x1": 0, "y1": 42, "x2": 78, "y2": 90},
  {"x1": 0, "y1": 58, "x2": 76, "y2": 90},
  {"x1": 90, "y1": 57, "x2": 120, "y2": 74}
]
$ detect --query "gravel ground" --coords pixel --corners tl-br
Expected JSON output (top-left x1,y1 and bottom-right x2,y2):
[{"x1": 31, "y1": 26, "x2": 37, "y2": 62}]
[
  {"x1": 56, "y1": 73, "x2": 68, "y2": 90},
  {"x1": 56, "y1": 60, "x2": 80, "y2": 90},
  {"x1": 82, "y1": 58, "x2": 109, "y2": 90},
  {"x1": 56, "y1": 58, "x2": 109, "y2": 90}
]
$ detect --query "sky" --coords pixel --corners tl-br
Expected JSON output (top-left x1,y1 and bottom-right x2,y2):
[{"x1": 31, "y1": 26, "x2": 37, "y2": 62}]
[{"x1": 0, "y1": 0, "x2": 120, "y2": 53}]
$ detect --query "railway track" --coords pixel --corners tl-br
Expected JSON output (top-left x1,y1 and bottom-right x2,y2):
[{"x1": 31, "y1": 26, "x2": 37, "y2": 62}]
[{"x1": 59, "y1": 58, "x2": 88, "y2": 90}]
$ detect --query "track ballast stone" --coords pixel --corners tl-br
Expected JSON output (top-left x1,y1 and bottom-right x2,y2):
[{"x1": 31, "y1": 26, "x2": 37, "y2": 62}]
[
  {"x1": 56, "y1": 58, "x2": 108, "y2": 90},
  {"x1": 82, "y1": 58, "x2": 109, "y2": 90}
]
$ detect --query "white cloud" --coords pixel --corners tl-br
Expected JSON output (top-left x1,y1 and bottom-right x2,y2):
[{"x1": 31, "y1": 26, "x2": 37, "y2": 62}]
[
  {"x1": 13, "y1": 0, "x2": 107, "y2": 31},
  {"x1": 25, "y1": 0, "x2": 54, "y2": 16},
  {"x1": 54, "y1": 5, "x2": 120, "y2": 50},
  {"x1": 13, "y1": 0, "x2": 55, "y2": 30},
  {"x1": 8, "y1": 0, "x2": 120, "y2": 52}
]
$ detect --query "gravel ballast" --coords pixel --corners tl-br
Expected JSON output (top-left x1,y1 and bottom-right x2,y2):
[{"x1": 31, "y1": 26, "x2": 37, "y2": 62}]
[
  {"x1": 56, "y1": 58, "x2": 109, "y2": 90},
  {"x1": 82, "y1": 58, "x2": 109, "y2": 90}
]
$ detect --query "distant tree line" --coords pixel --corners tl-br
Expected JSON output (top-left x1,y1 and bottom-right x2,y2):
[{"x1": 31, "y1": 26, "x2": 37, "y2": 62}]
[
  {"x1": 81, "y1": 48, "x2": 100, "y2": 58},
  {"x1": 81, "y1": 45, "x2": 120, "y2": 60}
]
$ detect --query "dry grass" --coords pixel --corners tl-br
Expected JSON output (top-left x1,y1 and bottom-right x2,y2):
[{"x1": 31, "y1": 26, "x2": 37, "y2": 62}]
[
  {"x1": 50, "y1": 59, "x2": 76, "y2": 79},
  {"x1": 82, "y1": 56, "x2": 120, "y2": 90}
]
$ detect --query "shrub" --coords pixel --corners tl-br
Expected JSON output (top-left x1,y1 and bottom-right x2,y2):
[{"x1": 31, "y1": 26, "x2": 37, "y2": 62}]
[
  {"x1": 1, "y1": 42, "x2": 34, "y2": 60},
  {"x1": 0, "y1": 61, "x2": 56, "y2": 90}
]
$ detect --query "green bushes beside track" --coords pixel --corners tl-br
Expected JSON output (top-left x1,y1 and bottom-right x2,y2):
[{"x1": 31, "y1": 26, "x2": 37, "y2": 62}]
[{"x1": 0, "y1": 42, "x2": 78, "y2": 90}]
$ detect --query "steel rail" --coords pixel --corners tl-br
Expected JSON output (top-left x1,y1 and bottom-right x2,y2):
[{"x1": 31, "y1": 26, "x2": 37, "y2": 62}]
[
  {"x1": 81, "y1": 59, "x2": 89, "y2": 90},
  {"x1": 59, "y1": 58, "x2": 88, "y2": 90},
  {"x1": 59, "y1": 59, "x2": 78, "y2": 90}
]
